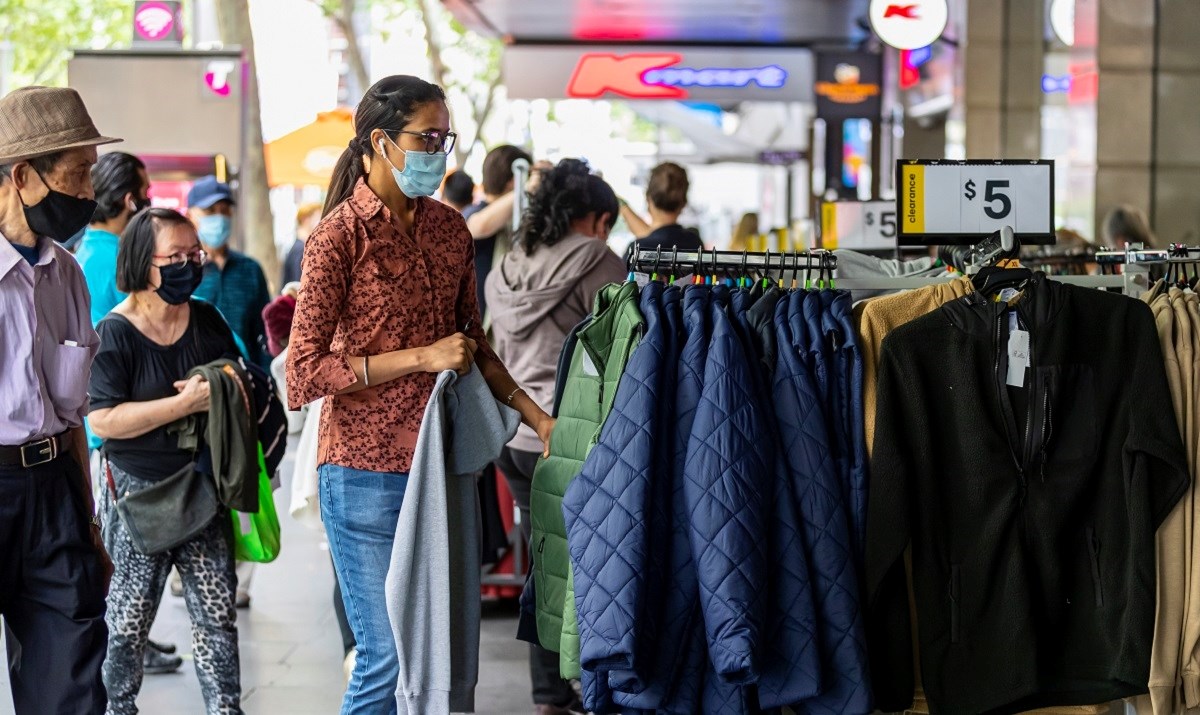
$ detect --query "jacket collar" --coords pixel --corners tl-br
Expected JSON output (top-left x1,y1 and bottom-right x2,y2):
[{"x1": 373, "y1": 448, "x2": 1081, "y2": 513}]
[{"x1": 943, "y1": 271, "x2": 1065, "y2": 335}]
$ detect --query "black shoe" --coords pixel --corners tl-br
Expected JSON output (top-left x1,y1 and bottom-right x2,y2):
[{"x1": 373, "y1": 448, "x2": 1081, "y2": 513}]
[
  {"x1": 147, "y1": 639, "x2": 177, "y2": 655},
  {"x1": 143, "y1": 644, "x2": 183, "y2": 675}
]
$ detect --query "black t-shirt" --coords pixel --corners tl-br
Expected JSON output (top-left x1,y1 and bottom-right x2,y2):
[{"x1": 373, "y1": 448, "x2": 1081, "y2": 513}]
[
  {"x1": 89, "y1": 300, "x2": 240, "y2": 480},
  {"x1": 625, "y1": 224, "x2": 703, "y2": 264}
]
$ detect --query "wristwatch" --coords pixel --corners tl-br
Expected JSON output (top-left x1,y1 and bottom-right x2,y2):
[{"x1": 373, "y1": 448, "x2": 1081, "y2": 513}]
[{"x1": 90, "y1": 514, "x2": 102, "y2": 529}]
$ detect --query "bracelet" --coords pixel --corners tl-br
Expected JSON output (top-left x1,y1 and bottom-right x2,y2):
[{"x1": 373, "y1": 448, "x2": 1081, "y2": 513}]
[
  {"x1": 505, "y1": 386, "x2": 524, "y2": 405},
  {"x1": 363, "y1": 356, "x2": 370, "y2": 387}
]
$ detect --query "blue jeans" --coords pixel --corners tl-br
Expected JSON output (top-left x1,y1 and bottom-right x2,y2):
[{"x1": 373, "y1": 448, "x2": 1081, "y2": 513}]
[{"x1": 319, "y1": 464, "x2": 409, "y2": 715}]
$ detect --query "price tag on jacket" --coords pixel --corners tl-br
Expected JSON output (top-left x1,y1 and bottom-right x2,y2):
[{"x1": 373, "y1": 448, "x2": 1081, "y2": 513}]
[
  {"x1": 1007, "y1": 327, "x2": 1030, "y2": 388},
  {"x1": 821, "y1": 200, "x2": 897, "y2": 250},
  {"x1": 896, "y1": 159, "x2": 1054, "y2": 246}
]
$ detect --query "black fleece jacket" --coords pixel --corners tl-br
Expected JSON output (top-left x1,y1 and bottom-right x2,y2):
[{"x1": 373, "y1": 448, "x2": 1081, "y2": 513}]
[{"x1": 866, "y1": 273, "x2": 1189, "y2": 715}]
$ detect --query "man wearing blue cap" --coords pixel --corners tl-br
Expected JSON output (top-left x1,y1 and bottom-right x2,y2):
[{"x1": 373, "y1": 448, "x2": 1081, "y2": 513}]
[{"x1": 187, "y1": 175, "x2": 272, "y2": 371}]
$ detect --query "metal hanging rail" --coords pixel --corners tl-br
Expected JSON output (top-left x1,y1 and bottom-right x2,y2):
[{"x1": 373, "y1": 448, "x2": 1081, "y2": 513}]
[{"x1": 627, "y1": 245, "x2": 837, "y2": 275}]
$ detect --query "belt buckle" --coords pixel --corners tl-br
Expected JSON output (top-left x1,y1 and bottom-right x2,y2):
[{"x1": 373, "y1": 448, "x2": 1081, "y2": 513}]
[{"x1": 20, "y1": 437, "x2": 57, "y2": 468}]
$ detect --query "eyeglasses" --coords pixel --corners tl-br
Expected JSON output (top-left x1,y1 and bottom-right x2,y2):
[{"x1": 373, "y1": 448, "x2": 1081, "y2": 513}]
[
  {"x1": 153, "y1": 249, "x2": 208, "y2": 268},
  {"x1": 392, "y1": 129, "x2": 457, "y2": 155}
]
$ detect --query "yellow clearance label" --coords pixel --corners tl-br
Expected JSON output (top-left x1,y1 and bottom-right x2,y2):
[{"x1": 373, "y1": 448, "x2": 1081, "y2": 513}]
[
  {"x1": 821, "y1": 202, "x2": 838, "y2": 249},
  {"x1": 901, "y1": 164, "x2": 925, "y2": 234}
]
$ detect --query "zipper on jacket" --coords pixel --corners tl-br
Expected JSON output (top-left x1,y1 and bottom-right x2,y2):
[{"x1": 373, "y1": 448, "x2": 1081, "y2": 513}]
[
  {"x1": 949, "y1": 565, "x2": 961, "y2": 643},
  {"x1": 1021, "y1": 312, "x2": 1036, "y2": 482},
  {"x1": 1086, "y1": 526, "x2": 1104, "y2": 607},
  {"x1": 1039, "y1": 388, "x2": 1052, "y2": 481},
  {"x1": 537, "y1": 536, "x2": 546, "y2": 555}
]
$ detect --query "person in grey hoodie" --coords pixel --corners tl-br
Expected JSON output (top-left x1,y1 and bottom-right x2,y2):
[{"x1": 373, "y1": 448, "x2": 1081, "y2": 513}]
[{"x1": 485, "y1": 158, "x2": 626, "y2": 714}]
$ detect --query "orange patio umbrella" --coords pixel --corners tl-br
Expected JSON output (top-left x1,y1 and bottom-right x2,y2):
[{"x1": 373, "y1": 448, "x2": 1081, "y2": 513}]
[{"x1": 264, "y1": 108, "x2": 355, "y2": 188}]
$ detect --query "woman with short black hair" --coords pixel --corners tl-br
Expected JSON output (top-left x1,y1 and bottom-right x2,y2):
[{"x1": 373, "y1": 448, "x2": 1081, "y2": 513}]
[{"x1": 89, "y1": 207, "x2": 243, "y2": 715}]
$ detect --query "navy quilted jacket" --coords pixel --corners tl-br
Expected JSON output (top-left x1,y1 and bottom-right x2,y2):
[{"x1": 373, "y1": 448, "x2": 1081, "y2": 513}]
[
  {"x1": 684, "y1": 285, "x2": 770, "y2": 684},
  {"x1": 830, "y1": 291, "x2": 868, "y2": 565},
  {"x1": 733, "y1": 289, "x2": 822, "y2": 708},
  {"x1": 780, "y1": 291, "x2": 873, "y2": 715},
  {"x1": 563, "y1": 282, "x2": 669, "y2": 699}
]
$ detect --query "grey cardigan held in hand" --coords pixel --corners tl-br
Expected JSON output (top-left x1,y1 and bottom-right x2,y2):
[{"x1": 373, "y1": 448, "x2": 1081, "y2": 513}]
[{"x1": 386, "y1": 365, "x2": 520, "y2": 714}]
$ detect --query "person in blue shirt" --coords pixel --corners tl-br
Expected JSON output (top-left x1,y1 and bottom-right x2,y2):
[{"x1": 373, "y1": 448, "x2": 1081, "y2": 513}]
[
  {"x1": 187, "y1": 175, "x2": 272, "y2": 372},
  {"x1": 77, "y1": 152, "x2": 149, "y2": 326}
]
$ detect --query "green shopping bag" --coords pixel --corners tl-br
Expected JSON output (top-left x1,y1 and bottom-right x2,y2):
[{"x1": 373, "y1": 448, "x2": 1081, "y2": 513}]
[{"x1": 231, "y1": 444, "x2": 281, "y2": 563}]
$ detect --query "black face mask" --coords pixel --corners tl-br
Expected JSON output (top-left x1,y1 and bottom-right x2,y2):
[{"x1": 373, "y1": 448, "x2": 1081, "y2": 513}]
[
  {"x1": 19, "y1": 173, "x2": 98, "y2": 243},
  {"x1": 155, "y1": 261, "x2": 203, "y2": 305}
]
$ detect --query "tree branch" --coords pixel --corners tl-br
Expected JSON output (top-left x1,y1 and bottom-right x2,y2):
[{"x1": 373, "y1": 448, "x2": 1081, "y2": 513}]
[{"x1": 339, "y1": 0, "x2": 370, "y2": 94}]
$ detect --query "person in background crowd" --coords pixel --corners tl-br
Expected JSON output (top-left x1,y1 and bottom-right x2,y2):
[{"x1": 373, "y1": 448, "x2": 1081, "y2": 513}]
[
  {"x1": 287, "y1": 75, "x2": 554, "y2": 715},
  {"x1": 263, "y1": 290, "x2": 305, "y2": 434},
  {"x1": 89, "y1": 208, "x2": 243, "y2": 715},
  {"x1": 0, "y1": 84, "x2": 115, "y2": 715},
  {"x1": 188, "y1": 175, "x2": 272, "y2": 371},
  {"x1": 463, "y1": 144, "x2": 535, "y2": 318},
  {"x1": 620, "y1": 161, "x2": 702, "y2": 255},
  {"x1": 281, "y1": 202, "x2": 321, "y2": 289},
  {"x1": 441, "y1": 169, "x2": 475, "y2": 213},
  {"x1": 1102, "y1": 204, "x2": 1157, "y2": 249},
  {"x1": 729, "y1": 210, "x2": 760, "y2": 251},
  {"x1": 486, "y1": 158, "x2": 626, "y2": 715},
  {"x1": 78, "y1": 152, "x2": 150, "y2": 325}
]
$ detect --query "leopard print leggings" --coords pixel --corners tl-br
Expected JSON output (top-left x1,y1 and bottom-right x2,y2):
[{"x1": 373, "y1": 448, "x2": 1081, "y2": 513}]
[{"x1": 101, "y1": 462, "x2": 243, "y2": 715}]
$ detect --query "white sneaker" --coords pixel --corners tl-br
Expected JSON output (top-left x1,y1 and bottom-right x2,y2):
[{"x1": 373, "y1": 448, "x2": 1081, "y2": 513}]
[{"x1": 343, "y1": 648, "x2": 357, "y2": 683}]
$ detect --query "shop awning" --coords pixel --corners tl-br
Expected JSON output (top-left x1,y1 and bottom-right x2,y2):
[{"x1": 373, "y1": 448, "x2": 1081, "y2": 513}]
[
  {"x1": 264, "y1": 108, "x2": 354, "y2": 188},
  {"x1": 442, "y1": 0, "x2": 870, "y2": 46}
]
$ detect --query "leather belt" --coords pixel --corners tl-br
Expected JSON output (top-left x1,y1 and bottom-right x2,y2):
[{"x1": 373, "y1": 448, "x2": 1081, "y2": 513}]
[{"x1": 0, "y1": 431, "x2": 72, "y2": 469}]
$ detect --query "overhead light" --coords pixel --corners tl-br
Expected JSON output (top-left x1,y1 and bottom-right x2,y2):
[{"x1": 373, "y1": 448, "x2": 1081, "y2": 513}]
[
  {"x1": 1049, "y1": 0, "x2": 1075, "y2": 46},
  {"x1": 869, "y1": 0, "x2": 949, "y2": 50}
]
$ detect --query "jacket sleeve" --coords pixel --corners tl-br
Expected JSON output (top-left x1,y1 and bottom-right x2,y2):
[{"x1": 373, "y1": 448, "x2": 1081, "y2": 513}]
[
  {"x1": 1125, "y1": 302, "x2": 1190, "y2": 529},
  {"x1": 865, "y1": 340, "x2": 916, "y2": 712},
  {"x1": 285, "y1": 222, "x2": 357, "y2": 409},
  {"x1": 561, "y1": 326, "x2": 660, "y2": 684},
  {"x1": 684, "y1": 302, "x2": 769, "y2": 684}
]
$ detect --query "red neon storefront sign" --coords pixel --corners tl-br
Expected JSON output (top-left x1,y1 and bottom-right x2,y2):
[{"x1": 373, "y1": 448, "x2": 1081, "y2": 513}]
[{"x1": 566, "y1": 53, "x2": 788, "y2": 100}]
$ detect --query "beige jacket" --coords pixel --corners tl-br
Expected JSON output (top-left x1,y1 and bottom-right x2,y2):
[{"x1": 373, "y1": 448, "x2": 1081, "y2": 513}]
[
  {"x1": 1181, "y1": 290, "x2": 1200, "y2": 710},
  {"x1": 855, "y1": 277, "x2": 974, "y2": 456},
  {"x1": 1130, "y1": 290, "x2": 1189, "y2": 715}
]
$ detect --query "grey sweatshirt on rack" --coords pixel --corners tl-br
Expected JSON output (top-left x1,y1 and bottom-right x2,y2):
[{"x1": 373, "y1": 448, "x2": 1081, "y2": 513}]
[
  {"x1": 485, "y1": 233, "x2": 627, "y2": 453},
  {"x1": 385, "y1": 366, "x2": 520, "y2": 714}
]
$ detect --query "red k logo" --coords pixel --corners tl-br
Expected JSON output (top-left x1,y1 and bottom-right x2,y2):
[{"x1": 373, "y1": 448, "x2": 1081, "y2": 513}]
[
  {"x1": 567, "y1": 53, "x2": 688, "y2": 99},
  {"x1": 884, "y1": 4, "x2": 920, "y2": 18}
]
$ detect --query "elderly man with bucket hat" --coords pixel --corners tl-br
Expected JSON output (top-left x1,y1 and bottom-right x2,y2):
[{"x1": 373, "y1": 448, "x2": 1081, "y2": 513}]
[{"x1": 0, "y1": 86, "x2": 120, "y2": 714}]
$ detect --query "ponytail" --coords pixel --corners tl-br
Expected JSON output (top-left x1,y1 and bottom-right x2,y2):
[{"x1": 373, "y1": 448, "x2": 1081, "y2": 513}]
[
  {"x1": 323, "y1": 138, "x2": 367, "y2": 217},
  {"x1": 322, "y1": 75, "x2": 447, "y2": 217}
]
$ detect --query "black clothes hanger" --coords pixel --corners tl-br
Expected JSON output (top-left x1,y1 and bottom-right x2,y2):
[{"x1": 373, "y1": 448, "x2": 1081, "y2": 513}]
[{"x1": 972, "y1": 227, "x2": 1033, "y2": 298}]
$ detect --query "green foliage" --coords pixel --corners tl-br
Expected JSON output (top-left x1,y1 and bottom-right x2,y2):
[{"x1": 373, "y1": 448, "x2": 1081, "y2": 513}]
[{"x1": 0, "y1": 0, "x2": 134, "y2": 87}]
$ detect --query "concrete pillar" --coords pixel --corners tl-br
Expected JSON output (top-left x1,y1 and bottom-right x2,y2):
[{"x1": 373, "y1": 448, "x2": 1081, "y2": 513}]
[
  {"x1": 1095, "y1": 0, "x2": 1200, "y2": 246},
  {"x1": 964, "y1": 0, "x2": 1044, "y2": 158}
]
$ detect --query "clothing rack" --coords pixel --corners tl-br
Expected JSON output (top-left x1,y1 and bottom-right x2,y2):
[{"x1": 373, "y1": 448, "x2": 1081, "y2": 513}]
[
  {"x1": 627, "y1": 244, "x2": 1151, "y2": 296},
  {"x1": 627, "y1": 246, "x2": 837, "y2": 277}
]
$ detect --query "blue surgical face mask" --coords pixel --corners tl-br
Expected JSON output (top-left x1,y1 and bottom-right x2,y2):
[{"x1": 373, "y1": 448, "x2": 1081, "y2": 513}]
[
  {"x1": 381, "y1": 136, "x2": 447, "y2": 199},
  {"x1": 198, "y1": 213, "x2": 232, "y2": 249}
]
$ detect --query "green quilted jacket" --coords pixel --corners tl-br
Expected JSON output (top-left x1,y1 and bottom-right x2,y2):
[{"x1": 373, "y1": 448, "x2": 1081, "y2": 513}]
[{"x1": 529, "y1": 281, "x2": 644, "y2": 679}]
